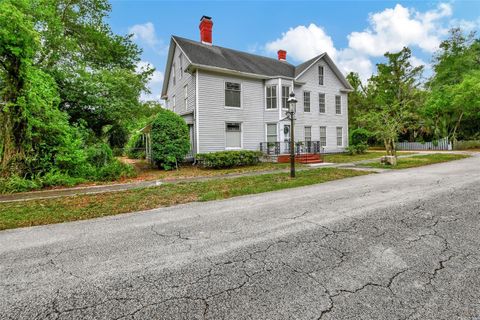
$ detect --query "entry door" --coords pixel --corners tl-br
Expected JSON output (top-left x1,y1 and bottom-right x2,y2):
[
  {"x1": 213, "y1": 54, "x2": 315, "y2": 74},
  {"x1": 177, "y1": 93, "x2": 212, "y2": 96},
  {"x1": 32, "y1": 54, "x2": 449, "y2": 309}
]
[{"x1": 283, "y1": 124, "x2": 290, "y2": 153}]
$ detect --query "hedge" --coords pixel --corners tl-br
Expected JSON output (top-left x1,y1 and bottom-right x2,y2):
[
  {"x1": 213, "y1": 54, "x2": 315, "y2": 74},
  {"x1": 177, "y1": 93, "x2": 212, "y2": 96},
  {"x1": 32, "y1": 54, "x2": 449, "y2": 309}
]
[{"x1": 196, "y1": 150, "x2": 262, "y2": 169}]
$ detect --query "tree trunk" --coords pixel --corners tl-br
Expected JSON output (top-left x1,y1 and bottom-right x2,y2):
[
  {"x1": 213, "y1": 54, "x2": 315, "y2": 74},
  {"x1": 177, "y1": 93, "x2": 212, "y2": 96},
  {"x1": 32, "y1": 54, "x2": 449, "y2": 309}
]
[{"x1": 450, "y1": 111, "x2": 464, "y2": 143}]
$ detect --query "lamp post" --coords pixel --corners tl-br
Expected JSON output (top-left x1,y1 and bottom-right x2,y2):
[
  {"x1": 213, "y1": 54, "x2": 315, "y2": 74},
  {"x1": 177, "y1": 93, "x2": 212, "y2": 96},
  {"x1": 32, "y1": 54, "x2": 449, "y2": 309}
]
[{"x1": 287, "y1": 92, "x2": 297, "y2": 178}]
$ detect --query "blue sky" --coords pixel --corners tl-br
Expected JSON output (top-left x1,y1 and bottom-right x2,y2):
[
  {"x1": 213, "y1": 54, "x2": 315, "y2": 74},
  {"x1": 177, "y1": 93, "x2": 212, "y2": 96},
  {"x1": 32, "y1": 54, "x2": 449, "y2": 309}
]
[{"x1": 108, "y1": 0, "x2": 480, "y2": 100}]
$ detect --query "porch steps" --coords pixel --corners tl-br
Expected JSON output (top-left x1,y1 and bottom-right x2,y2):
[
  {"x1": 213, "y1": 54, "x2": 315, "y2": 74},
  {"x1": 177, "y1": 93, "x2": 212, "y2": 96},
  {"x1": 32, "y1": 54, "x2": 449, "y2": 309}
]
[{"x1": 277, "y1": 153, "x2": 323, "y2": 164}]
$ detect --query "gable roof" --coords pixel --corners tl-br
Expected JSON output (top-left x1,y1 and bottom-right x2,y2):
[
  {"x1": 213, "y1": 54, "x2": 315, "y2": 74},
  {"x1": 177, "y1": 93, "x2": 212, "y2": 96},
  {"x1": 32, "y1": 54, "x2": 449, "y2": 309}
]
[{"x1": 161, "y1": 36, "x2": 352, "y2": 97}]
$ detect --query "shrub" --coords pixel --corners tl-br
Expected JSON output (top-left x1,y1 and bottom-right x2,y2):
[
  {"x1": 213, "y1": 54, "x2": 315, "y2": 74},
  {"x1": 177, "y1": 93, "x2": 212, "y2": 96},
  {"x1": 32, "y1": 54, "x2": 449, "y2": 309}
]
[
  {"x1": 350, "y1": 128, "x2": 372, "y2": 146},
  {"x1": 454, "y1": 140, "x2": 480, "y2": 150},
  {"x1": 0, "y1": 176, "x2": 41, "y2": 193},
  {"x1": 126, "y1": 131, "x2": 146, "y2": 159},
  {"x1": 95, "y1": 159, "x2": 136, "y2": 181},
  {"x1": 197, "y1": 150, "x2": 262, "y2": 169},
  {"x1": 42, "y1": 170, "x2": 85, "y2": 188},
  {"x1": 347, "y1": 143, "x2": 369, "y2": 155},
  {"x1": 108, "y1": 124, "x2": 129, "y2": 149},
  {"x1": 86, "y1": 143, "x2": 114, "y2": 168},
  {"x1": 151, "y1": 109, "x2": 190, "y2": 170}
]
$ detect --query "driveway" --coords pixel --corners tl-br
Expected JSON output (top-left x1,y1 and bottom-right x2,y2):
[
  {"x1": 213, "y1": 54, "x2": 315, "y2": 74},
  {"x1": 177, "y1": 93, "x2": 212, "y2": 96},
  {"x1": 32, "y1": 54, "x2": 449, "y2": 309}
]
[{"x1": 1, "y1": 155, "x2": 479, "y2": 319}]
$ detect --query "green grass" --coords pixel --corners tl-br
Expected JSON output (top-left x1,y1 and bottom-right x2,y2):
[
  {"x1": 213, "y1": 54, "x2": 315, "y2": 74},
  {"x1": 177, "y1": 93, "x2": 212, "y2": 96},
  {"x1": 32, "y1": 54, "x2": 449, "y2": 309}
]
[
  {"x1": 362, "y1": 153, "x2": 470, "y2": 169},
  {"x1": 322, "y1": 151, "x2": 415, "y2": 163},
  {"x1": 0, "y1": 168, "x2": 368, "y2": 230}
]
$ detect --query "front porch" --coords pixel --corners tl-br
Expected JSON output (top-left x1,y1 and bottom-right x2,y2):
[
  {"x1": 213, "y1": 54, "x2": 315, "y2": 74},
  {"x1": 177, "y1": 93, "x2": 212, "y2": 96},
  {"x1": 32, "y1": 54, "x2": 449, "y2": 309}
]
[{"x1": 259, "y1": 141, "x2": 324, "y2": 164}]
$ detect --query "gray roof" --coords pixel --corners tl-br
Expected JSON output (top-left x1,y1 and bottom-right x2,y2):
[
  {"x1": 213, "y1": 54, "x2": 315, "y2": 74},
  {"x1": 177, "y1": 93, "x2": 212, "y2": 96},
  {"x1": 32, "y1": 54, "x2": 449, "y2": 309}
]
[
  {"x1": 162, "y1": 36, "x2": 353, "y2": 97},
  {"x1": 173, "y1": 36, "x2": 296, "y2": 78}
]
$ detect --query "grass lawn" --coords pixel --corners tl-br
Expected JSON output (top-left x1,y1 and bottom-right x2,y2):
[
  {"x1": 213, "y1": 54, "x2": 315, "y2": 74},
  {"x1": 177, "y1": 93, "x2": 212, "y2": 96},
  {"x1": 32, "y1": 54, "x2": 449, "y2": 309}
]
[
  {"x1": 362, "y1": 153, "x2": 470, "y2": 169},
  {"x1": 322, "y1": 151, "x2": 415, "y2": 163},
  {"x1": 0, "y1": 168, "x2": 368, "y2": 230}
]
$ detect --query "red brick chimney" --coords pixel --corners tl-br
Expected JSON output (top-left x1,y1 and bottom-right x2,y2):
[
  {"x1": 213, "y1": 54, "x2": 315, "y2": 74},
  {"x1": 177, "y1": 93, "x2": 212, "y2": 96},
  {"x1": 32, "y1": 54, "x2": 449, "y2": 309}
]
[
  {"x1": 199, "y1": 16, "x2": 213, "y2": 45},
  {"x1": 277, "y1": 50, "x2": 287, "y2": 61}
]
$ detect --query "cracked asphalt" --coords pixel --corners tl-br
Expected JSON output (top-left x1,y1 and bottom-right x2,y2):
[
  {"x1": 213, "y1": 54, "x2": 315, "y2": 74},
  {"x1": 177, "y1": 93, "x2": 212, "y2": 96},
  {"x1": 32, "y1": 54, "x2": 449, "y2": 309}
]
[{"x1": 1, "y1": 154, "x2": 479, "y2": 320}]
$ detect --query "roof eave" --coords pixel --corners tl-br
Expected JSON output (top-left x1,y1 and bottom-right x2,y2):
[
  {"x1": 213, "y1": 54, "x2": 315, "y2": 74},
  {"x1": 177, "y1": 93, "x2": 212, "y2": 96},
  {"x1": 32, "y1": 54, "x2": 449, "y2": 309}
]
[{"x1": 190, "y1": 63, "x2": 294, "y2": 80}]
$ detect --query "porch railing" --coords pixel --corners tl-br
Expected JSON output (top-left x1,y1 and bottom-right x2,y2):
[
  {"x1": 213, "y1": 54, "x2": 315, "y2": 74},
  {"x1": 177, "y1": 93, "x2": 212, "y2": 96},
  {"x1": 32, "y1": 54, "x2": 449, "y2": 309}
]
[{"x1": 259, "y1": 141, "x2": 322, "y2": 156}]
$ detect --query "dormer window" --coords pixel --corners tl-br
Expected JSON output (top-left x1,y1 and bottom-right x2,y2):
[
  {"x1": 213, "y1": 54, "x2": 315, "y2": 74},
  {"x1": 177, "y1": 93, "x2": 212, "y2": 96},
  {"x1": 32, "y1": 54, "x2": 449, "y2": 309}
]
[{"x1": 318, "y1": 66, "x2": 324, "y2": 85}]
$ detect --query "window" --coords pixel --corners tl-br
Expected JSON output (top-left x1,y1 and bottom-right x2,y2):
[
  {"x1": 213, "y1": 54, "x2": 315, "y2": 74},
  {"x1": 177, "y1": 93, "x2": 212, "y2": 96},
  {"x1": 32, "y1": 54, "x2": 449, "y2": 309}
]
[
  {"x1": 179, "y1": 54, "x2": 183, "y2": 79},
  {"x1": 226, "y1": 122, "x2": 242, "y2": 148},
  {"x1": 335, "y1": 95, "x2": 342, "y2": 114},
  {"x1": 184, "y1": 85, "x2": 188, "y2": 109},
  {"x1": 319, "y1": 93, "x2": 326, "y2": 113},
  {"x1": 336, "y1": 127, "x2": 343, "y2": 147},
  {"x1": 318, "y1": 66, "x2": 324, "y2": 85},
  {"x1": 266, "y1": 123, "x2": 277, "y2": 143},
  {"x1": 304, "y1": 126, "x2": 312, "y2": 142},
  {"x1": 281, "y1": 86, "x2": 290, "y2": 109},
  {"x1": 225, "y1": 82, "x2": 241, "y2": 108},
  {"x1": 266, "y1": 85, "x2": 277, "y2": 109},
  {"x1": 172, "y1": 63, "x2": 176, "y2": 86},
  {"x1": 320, "y1": 126, "x2": 327, "y2": 147},
  {"x1": 303, "y1": 91, "x2": 311, "y2": 112}
]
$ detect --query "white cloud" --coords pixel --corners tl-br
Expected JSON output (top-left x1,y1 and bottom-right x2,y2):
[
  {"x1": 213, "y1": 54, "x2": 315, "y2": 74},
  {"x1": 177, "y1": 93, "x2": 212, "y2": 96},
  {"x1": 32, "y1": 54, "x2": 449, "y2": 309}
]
[
  {"x1": 262, "y1": 2, "x2": 477, "y2": 83},
  {"x1": 265, "y1": 24, "x2": 337, "y2": 61},
  {"x1": 348, "y1": 3, "x2": 452, "y2": 56},
  {"x1": 129, "y1": 22, "x2": 167, "y2": 54},
  {"x1": 136, "y1": 61, "x2": 164, "y2": 101}
]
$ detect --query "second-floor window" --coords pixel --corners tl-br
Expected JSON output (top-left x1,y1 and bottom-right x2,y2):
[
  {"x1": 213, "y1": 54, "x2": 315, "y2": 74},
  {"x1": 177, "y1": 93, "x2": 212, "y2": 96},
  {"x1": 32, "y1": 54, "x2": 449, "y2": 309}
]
[
  {"x1": 172, "y1": 63, "x2": 176, "y2": 86},
  {"x1": 225, "y1": 82, "x2": 241, "y2": 108},
  {"x1": 266, "y1": 85, "x2": 277, "y2": 109},
  {"x1": 320, "y1": 126, "x2": 327, "y2": 147},
  {"x1": 335, "y1": 95, "x2": 342, "y2": 114},
  {"x1": 184, "y1": 85, "x2": 188, "y2": 109},
  {"x1": 319, "y1": 93, "x2": 326, "y2": 113},
  {"x1": 318, "y1": 66, "x2": 324, "y2": 85},
  {"x1": 281, "y1": 86, "x2": 290, "y2": 109},
  {"x1": 303, "y1": 91, "x2": 311, "y2": 112}
]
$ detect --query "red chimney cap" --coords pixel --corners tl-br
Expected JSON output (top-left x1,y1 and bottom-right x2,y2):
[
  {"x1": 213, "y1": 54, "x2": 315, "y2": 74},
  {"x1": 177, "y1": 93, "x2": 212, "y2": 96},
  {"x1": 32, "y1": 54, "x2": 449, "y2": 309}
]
[{"x1": 277, "y1": 50, "x2": 287, "y2": 61}]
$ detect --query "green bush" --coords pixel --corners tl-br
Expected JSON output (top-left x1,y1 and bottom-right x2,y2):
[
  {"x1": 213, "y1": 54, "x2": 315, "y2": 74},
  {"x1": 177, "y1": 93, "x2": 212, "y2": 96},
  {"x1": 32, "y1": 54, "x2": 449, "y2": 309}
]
[
  {"x1": 350, "y1": 128, "x2": 372, "y2": 145},
  {"x1": 126, "y1": 131, "x2": 146, "y2": 159},
  {"x1": 197, "y1": 150, "x2": 262, "y2": 169},
  {"x1": 95, "y1": 159, "x2": 136, "y2": 181},
  {"x1": 108, "y1": 124, "x2": 129, "y2": 149},
  {"x1": 86, "y1": 143, "x2": 114, "y2": 168},
  {"x1": 347, "y1": 143, "x2": 369, "y2": 155},
  {"x1": 0, "y1": 176, "x2": 42, "y2": 193},
  {"x1": 41, "y1": 170, "x2": 86, "y2": 188},
  {"x1": 151, "y1": 109, "x2": 190, "y2": 170},
  {"x1": 454, "y1": 140, "x2": 480, "y2": 150}
]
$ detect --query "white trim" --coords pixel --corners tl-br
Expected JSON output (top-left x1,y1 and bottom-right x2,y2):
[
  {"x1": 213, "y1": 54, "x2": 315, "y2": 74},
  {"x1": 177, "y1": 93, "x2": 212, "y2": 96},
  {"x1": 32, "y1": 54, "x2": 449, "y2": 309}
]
[
  {"x1": 303, "y1": 90, "x2": 311, "y2": 113},
  {"x1": 295, "y1": 55, "x2": 324, "y2": 80},
  {"x1": 318, "y1": 92, "x2": 326, "y2": 114},
  {"x1": 278, "y1": 78, "x2": 282, "y2": 120},
  {"x1": 336, "y1": 126, "x2": 344, "y2": 147},
  {"x1": 335, "y1": 95, "x2": 342, "y2": 115},
  {"x1": 195, "y1": 70, "x2": 200, "y2": 154},
  {"x1": 265, "y1": 84, "x2": 278, "y2": 111}
]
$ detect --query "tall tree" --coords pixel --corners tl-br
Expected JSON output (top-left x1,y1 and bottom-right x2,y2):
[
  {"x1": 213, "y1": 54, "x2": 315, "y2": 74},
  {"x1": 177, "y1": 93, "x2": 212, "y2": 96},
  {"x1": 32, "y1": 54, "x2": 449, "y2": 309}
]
[
  {"x1": 359, "y1": 47, "x2": 424, "y2": 156},
  {"x1": 424, "y1": 28, "x2": 480, "y2": 141}
]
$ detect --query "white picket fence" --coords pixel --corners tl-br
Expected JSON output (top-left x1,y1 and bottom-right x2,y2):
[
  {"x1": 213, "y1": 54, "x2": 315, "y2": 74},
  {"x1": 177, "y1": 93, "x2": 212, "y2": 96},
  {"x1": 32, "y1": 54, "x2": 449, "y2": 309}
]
[{"x1": 396, "y1": 138, "x2": 452, "y2": 151}]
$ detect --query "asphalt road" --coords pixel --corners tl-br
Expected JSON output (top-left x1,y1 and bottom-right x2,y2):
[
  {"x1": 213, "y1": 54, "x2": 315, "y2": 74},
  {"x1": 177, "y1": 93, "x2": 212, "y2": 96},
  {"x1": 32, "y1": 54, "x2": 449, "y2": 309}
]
[{"x1": 1, "y1": 154, "x2": 479, "y2": 320}]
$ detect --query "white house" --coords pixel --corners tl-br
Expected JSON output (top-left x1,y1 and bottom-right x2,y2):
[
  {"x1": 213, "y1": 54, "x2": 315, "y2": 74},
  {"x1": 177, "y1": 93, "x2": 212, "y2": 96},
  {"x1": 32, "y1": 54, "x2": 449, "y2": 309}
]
[{"x1": 161, "y1": 16, "x2": 353, "y2": 160}]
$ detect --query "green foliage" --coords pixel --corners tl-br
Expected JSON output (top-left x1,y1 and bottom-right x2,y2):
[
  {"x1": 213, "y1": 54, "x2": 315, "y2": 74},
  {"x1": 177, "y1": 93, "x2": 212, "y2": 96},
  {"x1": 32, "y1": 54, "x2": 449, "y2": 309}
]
[
  {"x1": 454, "y1": 140, "x2": 480, "y2": 150},
  {"x1": 95, "y1": 160, "x2": 136, "y2": 181},
  {"x1": 350, "y1": 128, "x2": 372, "y2": 146},
  {"x1": 126, "y1": 131, "x2": 146, "y2": 159},
  {"x1": 150, "y1": 109, "x2": 190, "y2": 170},
  {"x1": 108, "y1": 124, "x2": 129, "y2": 149},
  {"x1": 86, "y1": 143, "x2": 113, "y2": 168},
  {"x1": 196, "y1": 151, "x2": 262, "y2": 169},
  {"x1": 346, "y1": 144, "x2": 368, "y2": 155}
]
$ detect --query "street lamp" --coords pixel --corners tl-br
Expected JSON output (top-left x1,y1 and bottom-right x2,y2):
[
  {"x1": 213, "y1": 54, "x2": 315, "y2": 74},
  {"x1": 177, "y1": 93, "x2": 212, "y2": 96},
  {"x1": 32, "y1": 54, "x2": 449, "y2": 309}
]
[{"x1": 287, "y1": 92, "x2": 297, "y2": 178}]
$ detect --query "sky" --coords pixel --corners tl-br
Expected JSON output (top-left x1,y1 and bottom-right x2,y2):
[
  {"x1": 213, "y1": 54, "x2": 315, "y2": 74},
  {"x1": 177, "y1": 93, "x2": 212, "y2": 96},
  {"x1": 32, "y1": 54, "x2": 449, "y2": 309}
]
[{"x1": 108, "y1": 0, "x2": 480, "y2": 100}]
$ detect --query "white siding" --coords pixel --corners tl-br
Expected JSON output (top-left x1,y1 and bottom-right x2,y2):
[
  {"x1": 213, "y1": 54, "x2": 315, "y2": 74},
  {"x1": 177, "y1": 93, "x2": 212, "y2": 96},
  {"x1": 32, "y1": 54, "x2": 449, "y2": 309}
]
[
  {"x1": 197, "y1": 71, "x2": 266, "y2": 153},
  {"x1": 294, "y1": 58, "x2": 349, "y2": 152},
  {"x1": 165, "y1": 45, "x2": 196, "y2": 116}
]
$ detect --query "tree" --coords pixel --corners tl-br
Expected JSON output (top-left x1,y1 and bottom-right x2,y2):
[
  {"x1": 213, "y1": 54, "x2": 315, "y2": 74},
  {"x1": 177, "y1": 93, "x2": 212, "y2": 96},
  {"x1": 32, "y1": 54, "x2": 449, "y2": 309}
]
[
  {"x1": 359, "y1": 48, "x2": 424, "y2": 156},
  {"x1": 346, "y1": 72, "x2": 370, "y2": 130},
  {"x1": 424, "y1": 28, "x2": 480, "y2": 141},
  {"x1": 0, "y1": 0, "x2": 84, "y2": 176},
  {"x1": 150, "y1": 109, "x2": 190, "y2": 170}
]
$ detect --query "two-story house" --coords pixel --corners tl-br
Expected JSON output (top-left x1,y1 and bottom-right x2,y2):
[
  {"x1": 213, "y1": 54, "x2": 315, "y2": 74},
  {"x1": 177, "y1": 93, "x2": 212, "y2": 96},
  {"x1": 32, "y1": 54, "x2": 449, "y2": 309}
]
[{"x1": 161, "y1": 16, "x2": 353, "y2": 159}]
